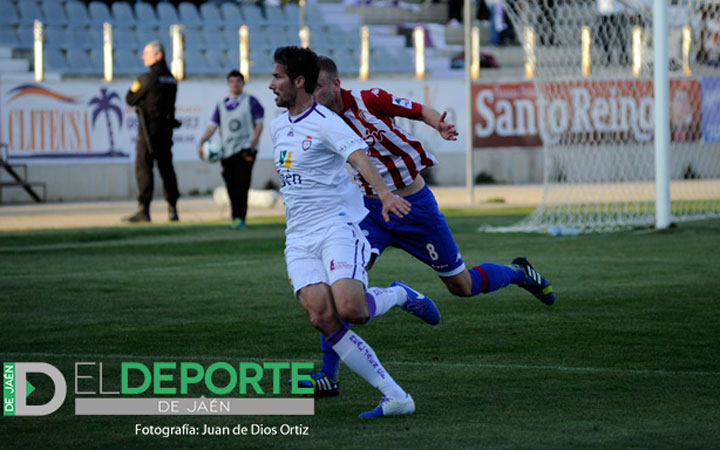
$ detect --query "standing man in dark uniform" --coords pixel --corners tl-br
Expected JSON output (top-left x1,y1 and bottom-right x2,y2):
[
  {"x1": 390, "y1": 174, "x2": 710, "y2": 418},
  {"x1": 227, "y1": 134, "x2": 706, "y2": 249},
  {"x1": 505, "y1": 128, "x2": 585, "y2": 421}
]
[
  {"x1": 197, "y1": 70, "x2": 264, "y2": 229},
  {"x1": 124, "y1": 40, "x2": 181, "y2": 223}
]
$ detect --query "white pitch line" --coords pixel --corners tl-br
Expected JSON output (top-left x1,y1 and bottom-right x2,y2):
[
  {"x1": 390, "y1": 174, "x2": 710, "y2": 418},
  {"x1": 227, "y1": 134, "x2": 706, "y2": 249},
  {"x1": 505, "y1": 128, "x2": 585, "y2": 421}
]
[{"x1": 2, "y1": 351, "x2": 719, "y2": 377}]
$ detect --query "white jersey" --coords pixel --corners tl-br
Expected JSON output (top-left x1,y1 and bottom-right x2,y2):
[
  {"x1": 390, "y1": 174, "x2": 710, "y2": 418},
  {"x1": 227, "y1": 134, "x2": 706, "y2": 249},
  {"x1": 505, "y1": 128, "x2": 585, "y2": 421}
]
[{"x1": 271, "y1": 102, "x2": 369, "y2": 237}]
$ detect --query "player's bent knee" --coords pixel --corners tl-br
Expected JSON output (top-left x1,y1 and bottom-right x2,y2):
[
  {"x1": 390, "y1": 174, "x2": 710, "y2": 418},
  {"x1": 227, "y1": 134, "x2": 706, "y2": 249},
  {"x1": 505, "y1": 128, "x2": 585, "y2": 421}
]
[
  {"x1": 446, "y1": 283, "x2": 473, "y2": 297},
  {"x1": 298, "y1": 283, "x2": 338, "y2": 333},
  {"x1": 442, "y1": 272, "x2": 474, "y2": 297},
  {"x1": 308, "y1": 311, "x2": 338, "y2": 334},
  {"x1": 335, "y1": 296, "x2": 370, "y2": 324}
]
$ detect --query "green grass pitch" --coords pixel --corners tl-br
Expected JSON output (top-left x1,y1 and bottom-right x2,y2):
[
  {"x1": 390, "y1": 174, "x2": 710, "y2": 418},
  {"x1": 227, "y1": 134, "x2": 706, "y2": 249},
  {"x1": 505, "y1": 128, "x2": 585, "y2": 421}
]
[{"x1": 1, "y1": 214, "x2": 719, "y2": 449}]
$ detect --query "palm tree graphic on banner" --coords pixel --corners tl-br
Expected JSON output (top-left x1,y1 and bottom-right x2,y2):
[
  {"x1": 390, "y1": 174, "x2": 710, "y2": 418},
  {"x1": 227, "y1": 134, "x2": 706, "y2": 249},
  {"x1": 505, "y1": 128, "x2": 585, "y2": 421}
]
[{"x1": 88, "y1": 88, "x2": 127, "y2": 156}]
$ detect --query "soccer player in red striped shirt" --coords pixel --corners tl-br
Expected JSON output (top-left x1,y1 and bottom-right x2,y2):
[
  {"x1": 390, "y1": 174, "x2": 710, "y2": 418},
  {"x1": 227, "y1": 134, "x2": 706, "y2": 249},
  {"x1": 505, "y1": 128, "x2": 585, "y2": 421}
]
[{"x1": 295, "y1": 56, "x2": 556, "y2": 397}]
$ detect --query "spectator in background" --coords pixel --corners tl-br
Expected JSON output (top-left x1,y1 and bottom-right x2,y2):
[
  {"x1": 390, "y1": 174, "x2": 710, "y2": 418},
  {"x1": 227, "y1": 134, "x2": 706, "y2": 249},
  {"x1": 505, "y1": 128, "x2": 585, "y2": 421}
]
[
  {"x1": 196, "y1": 71, "x2": 264, "y2": 229},
  {"x1": 596, "y1": 0, "x2": 629, "y2": 66},
  {"x1": 124, "y1": 41, "x2": 181, "y2": 223}
]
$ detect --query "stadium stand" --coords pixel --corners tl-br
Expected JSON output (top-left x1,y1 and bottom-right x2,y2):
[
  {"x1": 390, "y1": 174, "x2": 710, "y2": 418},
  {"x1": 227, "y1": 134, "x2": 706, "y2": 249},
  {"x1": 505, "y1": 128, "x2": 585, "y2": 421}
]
[
  {"x1": 44, "y1": 26, "x2": 72, "y2": 49},
  {"x1": 134, "y1": 1, "x2": 160, "y2": 28},
  {"x1": 156, "y1": 2, "x2": 181, "y2": 27},
  {"x1": 65, "y1": 48, "x2": 97, "y2": 75},
  {"x1": 219, "y1": 2, "x2": 243, "y2": 26},
  {"x1": 66, "y1": 1, "x2": 92, "y2": 27},
  {"x1": 17, "y1": 1, "x2": 44, "y2": 25},
  {"x1": 0, "y1": 0, "x2": 19, "y2": 26},
  {"x1": 0, "y1": 0, "x2": 426, "y2": 79},
  {"x1": 199, "y1": 3, "x2": 224, "y2": 27},
  {"x1": 45, "y1": 48, "x2": 68, "y2": 72},
  {"x1": 88, "y1": 1, "x2": 112, "y2": 25},
  {"x1": 0, "y1": 28, "x2": 19, "y2": 48},
  {"x1": 40, "y1": 0, "x2": 69, "y2": 26},
  {"x1": 110, "y1": 2, "x2": 137, "y2": 27},
  {"x1": 178, "y1": 2, "x2": 203, "y2": 28}
]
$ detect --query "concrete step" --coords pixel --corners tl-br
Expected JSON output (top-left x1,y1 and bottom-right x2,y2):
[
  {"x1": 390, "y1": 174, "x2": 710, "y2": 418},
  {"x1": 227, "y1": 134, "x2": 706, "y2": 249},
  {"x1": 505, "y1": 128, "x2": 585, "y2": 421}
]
[
  {"x1": 0, "y1": 58, "x2": 30, "y2": 73},
  {"x1": 0, "y1": 47, "x2": 12, "y2": 58}
]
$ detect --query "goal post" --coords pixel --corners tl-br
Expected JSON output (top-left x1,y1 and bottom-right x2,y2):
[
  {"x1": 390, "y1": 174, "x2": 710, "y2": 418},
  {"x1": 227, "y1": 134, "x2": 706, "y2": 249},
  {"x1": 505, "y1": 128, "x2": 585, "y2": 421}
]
[{"x1": 487, "y1": 0, "x2": 720, "y2": 233}]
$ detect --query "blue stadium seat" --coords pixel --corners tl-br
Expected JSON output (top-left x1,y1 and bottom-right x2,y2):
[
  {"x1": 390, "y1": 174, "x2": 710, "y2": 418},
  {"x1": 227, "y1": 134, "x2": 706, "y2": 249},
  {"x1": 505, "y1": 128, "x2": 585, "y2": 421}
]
[
  {"x1": 389, "y1": 48, "x2": 413, "y2": 72},
  {"x1": 249, "y1": 48, "x2": 273, "y2": 76},
  {"x1": 0, "y1": 28, "x2": 19, "y2": 47},
  {"x1": 265, "y1": 6, "x2": 291, "y2": 26},
  {"x1": 71, "y1": 27, "x2": 97, "y2": 51},
  {"x1": 184, "y1": 27, "x2": 207, "y2": 50},
  {"x1": 304, "y1": 3, "x2": 325, "y2": 25},
  {"x1": 113, "y1": 27, "x2": 139, "y2": 50},
  {"x1": 252, "y1": 28, "x2": 275, "y2": 52},
  {"x1": 220, "y1": 2, "x2": 243, "y2": 27},
  {"x1": 333, "y1": 50, "x2": 359, "y2": 75},
  {"x1": 134, "y1": 2, "x2": 159, "y2": 28},
  {"x1": 284, "y1": 4, "x2": 300, "y2": 24},
  {"x1": 66, "y1": 49, "x2": 97, "y2": 75},
  {"x1": 185, "y1": 49, "x2": 212, "y2": 75},
  {"x1": 178, "y1": 2, "x2": 202, "y2": 28},
  {"x1": 111, "y1": 2, "x2": 136, "y2": 27},
  {"x1": 200, "y1": 26, "x2": 225, "y2": 49},
  {"x1": 40, "y1": 0, "x2": 68, "y2": 26},
  {"x1": 0, "y1": 1, "x2": 19, "y2": 26},
  {"x1": 199, "y1": 3, "x2": 223, "y2": 27},
  {"x1": 88, "y1": 1, "x2": 112, "y2": 25},
  {"x1": 114, "y1": 49, "x2": 142, "y2": 75},
  {"x1": 16, "y1": 24, "x2": 34, "y2": 50},
  {"x1": 45, "y1": 48, "x2": 68, "y2": 72},
  {"x1": 264, "y1": 27, "x2": 291, "y2": 50},
  {"x1": 156, "y1": 3, "x2": 180, "y2": 27},
  {"x1": 65, "y1": 1, "x2": 91, "y2": 27},
  {"x1": 239, "y1": 5, "x2": 266, "y2": 26},
  {"x1": 18, "y1": 1, "x2": 44, "y2": 25},
  {"x1": 205, "y1": 48, "x2": 234, "y2": 73},
  {"x1": 44, "y1": 26, "x2": 72, "y2": 49},
  {"x1": 221, "y1": 27, "x2": 238, "y2": 51}
]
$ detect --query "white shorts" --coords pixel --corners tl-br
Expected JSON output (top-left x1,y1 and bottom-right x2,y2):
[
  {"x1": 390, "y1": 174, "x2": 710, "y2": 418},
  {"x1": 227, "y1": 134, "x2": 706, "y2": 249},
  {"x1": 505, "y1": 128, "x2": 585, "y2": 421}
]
[{"x1": 285, "y1": 222, "x2": 371, "y2": 296}]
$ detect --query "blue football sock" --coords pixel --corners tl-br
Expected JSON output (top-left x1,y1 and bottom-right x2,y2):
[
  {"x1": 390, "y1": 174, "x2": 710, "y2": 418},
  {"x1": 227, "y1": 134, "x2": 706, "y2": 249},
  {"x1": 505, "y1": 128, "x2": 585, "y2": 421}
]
[
  {"x1": 320, "y1": 320, "x2": 347, "y2": 380},
  {"x1": 468, "y1": 263, "x2": 525, "y2": 295}
]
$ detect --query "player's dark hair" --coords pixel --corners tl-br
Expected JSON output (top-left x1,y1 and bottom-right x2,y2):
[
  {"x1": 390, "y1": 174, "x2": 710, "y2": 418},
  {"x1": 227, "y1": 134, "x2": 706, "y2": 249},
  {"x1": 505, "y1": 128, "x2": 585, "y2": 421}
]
[
  {"x1": 317, "y1": 55, "x2": 339, "y2": 79},
  {"x1": 273, "y1": 46, "x2": 319, "y2": 93},
  {"x1": 227, "y1": 70, "x2": 244, "y2": 82}
]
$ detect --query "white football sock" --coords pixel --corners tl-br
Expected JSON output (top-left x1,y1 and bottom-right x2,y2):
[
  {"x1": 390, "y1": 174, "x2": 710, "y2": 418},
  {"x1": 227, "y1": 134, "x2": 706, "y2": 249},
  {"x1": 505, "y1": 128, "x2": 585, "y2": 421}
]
[
  {"x1": 366, "y1": 286, "x2": 406, "y2": 321},
  {"x1": 328, "y1": 326, "x2": 406, "y2": 399}
]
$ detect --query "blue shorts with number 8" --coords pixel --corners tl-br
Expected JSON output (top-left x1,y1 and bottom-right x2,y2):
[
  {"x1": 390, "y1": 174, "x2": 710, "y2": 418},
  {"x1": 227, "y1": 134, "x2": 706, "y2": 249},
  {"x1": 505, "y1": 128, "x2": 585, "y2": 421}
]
[{"x1": 359, "y1": 185, "x2": 466, "y2": 277}]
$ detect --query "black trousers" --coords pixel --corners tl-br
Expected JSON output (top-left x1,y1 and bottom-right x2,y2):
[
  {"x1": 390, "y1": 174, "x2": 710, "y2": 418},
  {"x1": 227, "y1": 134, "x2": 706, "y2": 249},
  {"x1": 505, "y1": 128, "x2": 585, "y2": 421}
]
[
  {"x1": 135, "y1": 122, "x2": 179, "y2": 208},
  {"x1": 221, "y1": 149, "x2": 256, "y2": 221}
]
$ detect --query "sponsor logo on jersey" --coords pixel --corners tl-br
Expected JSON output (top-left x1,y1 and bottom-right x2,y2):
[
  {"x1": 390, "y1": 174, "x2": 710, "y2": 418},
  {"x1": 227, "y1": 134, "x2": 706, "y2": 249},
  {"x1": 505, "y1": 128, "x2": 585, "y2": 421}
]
[
  {"x1": 279, "y1": 171, "x2": 302, "y2": 188},
  {"x1": 392, "y1": 96, "x2": 413, "y2": 109},
  {"x1": 301, "y1": 136, "x2": 312, "y2": 151},
  {"x1": 363, "y1": 129, "x2": 386, "y2": 147},
  {"x1": 279, "y1": 150, "x2": 292, "y2": 168}
]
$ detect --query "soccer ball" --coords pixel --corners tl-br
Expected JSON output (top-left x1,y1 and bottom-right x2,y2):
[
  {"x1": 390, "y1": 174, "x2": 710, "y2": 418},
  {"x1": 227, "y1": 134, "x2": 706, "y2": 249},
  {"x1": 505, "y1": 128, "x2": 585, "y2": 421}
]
[{"x1": 202, "y1": 139, "x2": 223, "y2": 162}]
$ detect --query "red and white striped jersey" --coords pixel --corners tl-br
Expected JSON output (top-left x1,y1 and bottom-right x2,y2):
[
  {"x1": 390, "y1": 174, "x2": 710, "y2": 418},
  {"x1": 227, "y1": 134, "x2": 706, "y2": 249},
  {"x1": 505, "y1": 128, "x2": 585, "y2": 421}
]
[{"x1": 339, "y1": 88, "x2": 439, "y2": 195}]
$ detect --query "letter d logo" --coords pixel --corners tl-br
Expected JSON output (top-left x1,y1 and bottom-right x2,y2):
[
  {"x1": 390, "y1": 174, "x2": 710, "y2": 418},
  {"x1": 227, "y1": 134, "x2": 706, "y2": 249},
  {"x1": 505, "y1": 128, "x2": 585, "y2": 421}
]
[{"x1": 3, "y1": 362, "x2": 67, "y2": 416}]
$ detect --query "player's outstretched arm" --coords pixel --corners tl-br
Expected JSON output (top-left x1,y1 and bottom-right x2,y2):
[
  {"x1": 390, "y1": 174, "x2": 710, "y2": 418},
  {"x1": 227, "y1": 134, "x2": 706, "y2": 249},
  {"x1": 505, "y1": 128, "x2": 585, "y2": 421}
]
[
  {"x1": 421, "y1": 106, "x2": 458, "y2": 141},
  {"x1": 347, "y1": 149, "x2": 411, "y2": 222}
]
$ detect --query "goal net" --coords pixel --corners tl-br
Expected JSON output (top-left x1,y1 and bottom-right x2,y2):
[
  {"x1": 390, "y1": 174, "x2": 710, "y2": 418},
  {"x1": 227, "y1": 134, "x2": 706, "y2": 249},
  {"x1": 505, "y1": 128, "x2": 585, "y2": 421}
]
[{"x1": 491, "y1": 0, "x2": 720, "y2": 232}]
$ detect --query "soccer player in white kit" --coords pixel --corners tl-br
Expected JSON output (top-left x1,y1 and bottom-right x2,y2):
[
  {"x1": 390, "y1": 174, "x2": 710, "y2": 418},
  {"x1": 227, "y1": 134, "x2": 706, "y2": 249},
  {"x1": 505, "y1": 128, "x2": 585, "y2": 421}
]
[{"x1": 269, "y1": 46, "x2": 441, "y2": 418}]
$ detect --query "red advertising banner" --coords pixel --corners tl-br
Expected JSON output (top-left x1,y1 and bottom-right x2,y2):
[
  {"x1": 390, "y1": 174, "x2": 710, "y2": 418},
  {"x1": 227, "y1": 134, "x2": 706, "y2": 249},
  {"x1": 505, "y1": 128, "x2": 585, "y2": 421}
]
[
  {"x1": 472, "y1": 82, "x2": 541, "y2": 148},
  {"x1": 472, "y1": 79, "x2": 702, "y2": 148}
]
